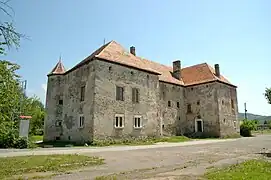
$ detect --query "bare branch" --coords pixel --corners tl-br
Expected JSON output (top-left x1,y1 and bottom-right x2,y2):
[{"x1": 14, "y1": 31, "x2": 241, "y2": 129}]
[{"x1": 0, "y1": 0, "x2": 15, "y2": 18}]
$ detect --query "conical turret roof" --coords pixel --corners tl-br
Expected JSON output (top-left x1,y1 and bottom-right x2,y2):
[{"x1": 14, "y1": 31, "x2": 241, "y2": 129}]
[{"x1": 48, "y1": 58, "x2": 66, "y2": 76}]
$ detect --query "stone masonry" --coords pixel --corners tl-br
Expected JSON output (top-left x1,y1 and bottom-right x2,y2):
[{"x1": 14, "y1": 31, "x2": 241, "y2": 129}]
[{"x1": 44, "y1": 41, "x2": 239, "y2": 143}]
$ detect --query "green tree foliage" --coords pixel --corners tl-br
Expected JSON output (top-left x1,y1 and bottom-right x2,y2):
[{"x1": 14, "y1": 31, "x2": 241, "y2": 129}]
[
  {"x1": 240, "y1": 120, "x2": 257, "y2": 137},
  {"x1": 0, "y1": 60, "x2": 45, "y2": 148},
  {"x1": 264, "y1": 88, "x2": 271, "y2": 104},
  {"x1": 0, "y1": 60, "x2": 21, "y2": 122},
  {"x1": 21, "y1": 96, "x2": 45, "y2": 135},
  {"x1": 0, "y1": 0, "x2": 24, "y2": 54}
]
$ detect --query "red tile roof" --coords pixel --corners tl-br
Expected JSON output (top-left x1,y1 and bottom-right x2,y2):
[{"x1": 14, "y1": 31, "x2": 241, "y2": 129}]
[
  {"x1": 60, "y1": 40, "x2": 236, "y2": 87},
  {"x1": 48, "y1": 60, "x2": 66, "y2": 76}
]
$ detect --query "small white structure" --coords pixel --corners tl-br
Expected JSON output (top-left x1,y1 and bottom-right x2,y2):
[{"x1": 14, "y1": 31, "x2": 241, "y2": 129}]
[{"x1": 19, "y1": 115, "x2": 31, "y2": 139}]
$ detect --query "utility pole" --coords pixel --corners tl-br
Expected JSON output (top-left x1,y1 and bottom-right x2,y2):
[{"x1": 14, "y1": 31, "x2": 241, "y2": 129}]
[{"x1": 244, "y1": 102, "x2": 247, "y2": 120}]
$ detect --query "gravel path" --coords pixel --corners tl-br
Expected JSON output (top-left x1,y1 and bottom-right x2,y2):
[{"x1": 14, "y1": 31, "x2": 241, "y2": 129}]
[
  {"x1": 49, "y1": 135, "x2": 271, "y2": 180},
  {"x1": 2, "y1": 135, "x2": 270, "y2": 179}
]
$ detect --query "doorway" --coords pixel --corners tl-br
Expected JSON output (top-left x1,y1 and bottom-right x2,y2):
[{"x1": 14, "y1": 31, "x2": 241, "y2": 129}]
[{"x1": 195, "y1": 119, "x2": 203, "y2": 132}]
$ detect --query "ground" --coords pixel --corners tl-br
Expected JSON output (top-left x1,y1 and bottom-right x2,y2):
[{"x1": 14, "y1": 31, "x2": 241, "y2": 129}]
[{"x1": 0, "y1": 135, "x2": 270, "y2": 179}]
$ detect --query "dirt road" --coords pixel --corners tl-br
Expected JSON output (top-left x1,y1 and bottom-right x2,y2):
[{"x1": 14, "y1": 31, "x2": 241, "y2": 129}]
[{"x1": 47, "y1": 135, "x2": 271, "y2": 180}]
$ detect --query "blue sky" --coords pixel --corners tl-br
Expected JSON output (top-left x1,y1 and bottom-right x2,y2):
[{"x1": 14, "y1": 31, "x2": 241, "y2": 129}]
[{"x1": 2, "y1": 0, "x2": 271, "y2": 115}]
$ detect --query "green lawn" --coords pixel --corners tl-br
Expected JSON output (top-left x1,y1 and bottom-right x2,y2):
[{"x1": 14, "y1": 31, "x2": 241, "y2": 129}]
[
  {"x1": 92, "y1": 136, "x2": 191, "y2": 146},
  {"x1": 205, "y1": 159, "x2": 271, "y2": 180},
  {"x1": 29, "y1": 135, "x2": 43, "y2": 142},
  {"x1": 0, "y1": 154, "x2": 104, "y2": 179},
  {"x1": 252, "y1": 129, "x2": 271, "y2": 135}
]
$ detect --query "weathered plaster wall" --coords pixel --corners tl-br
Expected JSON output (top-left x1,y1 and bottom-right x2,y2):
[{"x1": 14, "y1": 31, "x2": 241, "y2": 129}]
[
  {"x1": 44, "y1": 61, "x2": 96, "y2": 143},
  {"x1": 217, "y1": 83, "x2": 239, "y2": 136},
  {"x1": 184, "y1": 82, "x2": 220, "y2": 137},
  {"x1": 44, "y1": 75, "x2": 65, "y2": 141},
  {"x1": 92, "y1": 59, "x2": 160, "y2": 139},
  {"x1": 159, "y1": 82, "x2": 185, "y2": 136}
]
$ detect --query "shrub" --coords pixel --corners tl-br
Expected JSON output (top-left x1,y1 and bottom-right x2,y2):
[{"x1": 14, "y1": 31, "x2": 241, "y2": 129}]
[
  {"x1": 14, "y1": 137, "x2": 28, "y2": 149},
  {"x1": 240, "y1": 120, "x2": 256, "y2": 137},
  {"x1": 33, "y1": 128, "x2": 43, "y2": 136}
]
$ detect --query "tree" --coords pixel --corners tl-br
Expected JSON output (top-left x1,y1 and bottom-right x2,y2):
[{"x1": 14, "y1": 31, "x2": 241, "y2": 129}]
[
  {"x1": 264, "y1": 88, "x2": 271, "y2": 104},
  {"x1": 0, "y1": 0, "x2": 24, "y2": 54},
  {"x1": 0, "y1": 60, "x2": 21, "y2": 122},
  {"x1": 21, "y1": 96, "x2": 45, "y2": 135}
]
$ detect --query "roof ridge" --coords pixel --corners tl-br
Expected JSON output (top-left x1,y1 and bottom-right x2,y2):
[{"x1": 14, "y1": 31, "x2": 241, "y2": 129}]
[
  {"x1": 95, "y1": 40, "x2": 115, "y2": 58},
  {"x1": 181, "y1": 62, "x2": 207, "y2": 70}
]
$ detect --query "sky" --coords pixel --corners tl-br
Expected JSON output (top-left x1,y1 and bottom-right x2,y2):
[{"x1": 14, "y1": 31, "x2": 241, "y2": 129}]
[{"x1": 2, "y1": 0, "x2": 271, "y2": 115}]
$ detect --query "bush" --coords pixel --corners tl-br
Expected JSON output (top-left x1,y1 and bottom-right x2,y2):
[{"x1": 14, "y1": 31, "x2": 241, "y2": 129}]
[
  {"x1": 0, "y1": 122, "x2": 31, "y2": 149},
  {"x1": 33, "y1": 129, "x2": 43, "y2": 136},
  {"x1": 14, "y1": 137, "x2": 28, "y2": 149},
  {"x1": 240, "y1": 120, "x2": 256, "y2": 137}
]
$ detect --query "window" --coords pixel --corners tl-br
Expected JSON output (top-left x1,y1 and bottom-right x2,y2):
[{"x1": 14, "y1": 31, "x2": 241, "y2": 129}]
[
  {"x1": 222, "y1": 100, "x2": 224, "y2": 105},
  {"x1": 168, "y1": 101, "x2": 171, "y2": 107},
  {"x1": 134, "y1": 115, "x2": 142, "y2": 128},
  {"x1": 55, "y1": 121, "x2": 62, "y2": 127},
  {"x1": 233, "y1": 120, "x2": 237, "y2": 129},
  {"x1": 231, "y1": 99, "x2": 234, "y2": 109},
  {"x1": 178, "y1": 116, "x2": 181, "y2": 120},
  {"x1": 79, "y1": 115, "x2": 84, "y2": 128},
  {"x1": 115, "y1": 114, "x2": 124, "y2": 128},
  {"x1": 132, "y1": 88, "x2": 139, "y2": 103},
  {"x1": 116, "y1": 86, "x2": 124, "y2": 101},
  {"x1": 80, "y1": 86, "x2": 85, "y2": 101},
  {"x1": 197, "y1": 100, "x2": 200, "y2": 105},
  {"x1": 187, "y1": 104, "x2": 192, "y2": 113},
  {"x1": 177, "y1": 101, "x2": 180, "y2": 108},
  {"x1": 59, "y1": 99, "x2": 63, "y2": 105}
]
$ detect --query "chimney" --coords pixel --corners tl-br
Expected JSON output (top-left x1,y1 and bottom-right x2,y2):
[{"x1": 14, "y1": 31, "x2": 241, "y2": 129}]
[
  {"x1": 173, "y1": 60, "x2": 181, "y2": 80},
  {"x1": 130, "y1": 46, "x2": 136, "y2": 56},
  {"x1": 214, "y1": 64, "x2": 220, "y2": 77}
]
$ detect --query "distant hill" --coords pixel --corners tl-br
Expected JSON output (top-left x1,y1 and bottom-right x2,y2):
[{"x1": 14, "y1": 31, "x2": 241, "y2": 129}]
[{"x1": 238, "y1": 113, "x2": 271, "y2": 124}]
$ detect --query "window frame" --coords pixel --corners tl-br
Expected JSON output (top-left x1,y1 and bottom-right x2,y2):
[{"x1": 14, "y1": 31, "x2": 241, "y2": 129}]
[
  {"x1": 132, "y1": 88, "x2": 140, "y2": 103},
  {"x1": 187, "y1": 104, "x2": 192, "y2": 113},
  {"x1": 78, "y1": 115, "x2": 85, "y2": 128},
  {"x1": 80, "y1": 86, "x2": 86, "y2": 102},
  {"x1": 116, "y1": 86, "x2": 124, "y2": 101},
  {"x1": 177, "y1": 101, "x2": 180, "y2": 108},
  {"x1": 168, "y1": 100, "x2": 171, "y2": 107},
  {"x1": 58, "y1": 99, "x2": 63, "y2": 105},
  {"x1": 114, "y1": 114, "x2": 124, "y2": 128},
  {"x1": 55, "y1": 121, "x2": 62, "y2": 127},
  {"x1": 134, "y1": 115, "x2": 142, "y2": 129}
]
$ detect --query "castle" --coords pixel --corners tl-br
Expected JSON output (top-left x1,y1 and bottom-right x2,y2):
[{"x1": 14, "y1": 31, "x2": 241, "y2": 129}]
[{"x1": 44, "y1": 41, "x2": 239, "y2": 143}]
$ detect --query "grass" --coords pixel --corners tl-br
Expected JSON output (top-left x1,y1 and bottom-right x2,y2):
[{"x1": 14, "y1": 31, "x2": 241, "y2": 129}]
[
  {"x1": 92, "y1": 136, "x2": 191, "y2": 146},
  {"x1": 0, "y1": 154, "x2": 104, "y2": 179},
  {"x1": 252, "y1": 129, "x2": 271, "y2": 135},
  {"x1": 205, "y1": 159, "x2": 271, "y2": 180},
  {"x1": 29, "y1": 135, "x2": 43, "y2": 142},
  {"x1": 95, "y1": 176, "x2": 118, "y2": 180},
  {"x1": 37, "y1": 136, "x2": 191, "y2": 148},
  {"x1": 36, "y1": 134, "x2": 241, "y2": 148}
]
